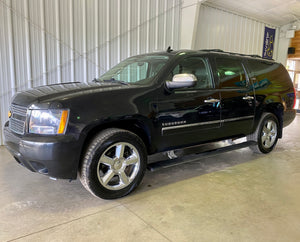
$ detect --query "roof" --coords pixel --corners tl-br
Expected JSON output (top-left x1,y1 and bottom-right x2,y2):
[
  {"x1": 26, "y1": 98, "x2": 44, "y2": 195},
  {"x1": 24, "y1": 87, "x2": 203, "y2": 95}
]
[{"x1": 135, "y1": 49, "x2": 275, "y2": 62}]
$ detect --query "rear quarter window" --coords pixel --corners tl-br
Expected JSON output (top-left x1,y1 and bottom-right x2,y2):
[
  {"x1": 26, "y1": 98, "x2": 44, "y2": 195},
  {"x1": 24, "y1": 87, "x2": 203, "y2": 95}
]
[
  {"x1": 247, "y1": 60, "x2": 279, "y2": 79},
  {"x1": 247, "y1": 60, "x2": 290, "y2": 90}
]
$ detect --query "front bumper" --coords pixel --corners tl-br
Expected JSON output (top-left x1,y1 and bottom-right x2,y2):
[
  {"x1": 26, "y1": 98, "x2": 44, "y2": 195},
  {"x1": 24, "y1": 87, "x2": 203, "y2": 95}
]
[{"x1": 3, "y1": 122, "x2": 81, "y2": 179}]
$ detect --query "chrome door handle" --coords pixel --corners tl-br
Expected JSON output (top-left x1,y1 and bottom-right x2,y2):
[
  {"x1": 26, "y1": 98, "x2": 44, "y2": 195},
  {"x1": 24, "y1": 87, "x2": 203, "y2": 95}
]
[
  {"x1": 204, "y1": 98, "x2": 220, "y2": 103},
  {"x1": 243, "y1": 96, "x2": 254, "y2": 100}
]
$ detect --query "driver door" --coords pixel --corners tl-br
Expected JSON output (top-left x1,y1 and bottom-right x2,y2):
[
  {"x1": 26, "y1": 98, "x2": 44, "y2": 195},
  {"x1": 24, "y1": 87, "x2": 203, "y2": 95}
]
[{"x1": 153, "y1": 56, "x2": 222, "y2": 150}]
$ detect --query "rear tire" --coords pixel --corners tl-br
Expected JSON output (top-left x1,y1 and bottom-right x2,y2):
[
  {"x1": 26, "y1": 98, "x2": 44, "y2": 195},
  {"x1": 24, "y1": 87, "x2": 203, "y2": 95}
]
[
  {"x1": 247, "y1": 113, "x2": 279, "y2": 154},
  {"x1": 79, "y1": 128, "x2": 147, "y2": 199}
]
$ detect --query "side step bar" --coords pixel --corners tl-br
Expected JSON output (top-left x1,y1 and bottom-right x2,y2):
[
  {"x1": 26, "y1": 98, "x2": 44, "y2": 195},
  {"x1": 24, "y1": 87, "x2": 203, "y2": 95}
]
[{"x1": 147, "y1": 141, "x2": 256, "y2": 172}]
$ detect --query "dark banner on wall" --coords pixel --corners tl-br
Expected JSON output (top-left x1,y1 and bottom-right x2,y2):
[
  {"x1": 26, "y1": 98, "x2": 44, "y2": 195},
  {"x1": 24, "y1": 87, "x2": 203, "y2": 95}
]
[{"x1": 262, "y1": 27, "x2": 276, "y2": 59}]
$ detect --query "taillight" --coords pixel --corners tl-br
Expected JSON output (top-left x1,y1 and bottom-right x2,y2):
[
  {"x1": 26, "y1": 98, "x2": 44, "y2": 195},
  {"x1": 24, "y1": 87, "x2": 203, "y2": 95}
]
[{"x1": 293, "y1": 87, "x2": 297, "y2": 109}]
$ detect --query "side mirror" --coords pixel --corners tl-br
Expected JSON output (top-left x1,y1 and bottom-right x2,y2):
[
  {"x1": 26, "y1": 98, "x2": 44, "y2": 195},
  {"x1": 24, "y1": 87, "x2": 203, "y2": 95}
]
[{"x1": 166, "y1": 74, "x2": 197, "y2": 89}]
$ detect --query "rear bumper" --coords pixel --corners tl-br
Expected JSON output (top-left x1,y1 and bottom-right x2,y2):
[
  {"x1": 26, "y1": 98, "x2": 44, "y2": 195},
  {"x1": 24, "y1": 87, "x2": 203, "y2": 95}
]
[
  {"x1": 283, "y1": 109, "x2": 297, "y2": 127},
  {"x1": 3, "y1": 122, "x2": 81, "y2": 179}
]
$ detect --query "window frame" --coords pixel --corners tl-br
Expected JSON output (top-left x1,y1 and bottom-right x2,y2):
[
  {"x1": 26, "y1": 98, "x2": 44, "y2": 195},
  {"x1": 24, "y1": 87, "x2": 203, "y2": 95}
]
[
  {"x1": 167, "y1": 55, "x2": 215, "y2": 91},
  {"x1": 213, "y1": 56, "x2": 250, "y2": 90}
]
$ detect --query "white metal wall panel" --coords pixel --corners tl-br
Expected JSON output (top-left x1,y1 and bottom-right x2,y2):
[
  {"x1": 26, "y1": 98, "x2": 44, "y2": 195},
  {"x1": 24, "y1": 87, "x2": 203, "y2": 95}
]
[
  {"x1": 0, "y1": 0, "x2": 181, "y2": 145},
  {"x1": 194, "y1": 4, "x2": 278, "y2": 57}
]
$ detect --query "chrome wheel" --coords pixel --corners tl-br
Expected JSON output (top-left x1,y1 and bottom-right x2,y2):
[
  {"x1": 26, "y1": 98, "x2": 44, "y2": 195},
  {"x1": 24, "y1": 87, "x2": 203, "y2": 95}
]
[
  {"x1": 97, "y1": 142, "x2": 141, "y2": 190},
  {"x1": 261, "y1": 120, "x2": 277, "y2": 149}
]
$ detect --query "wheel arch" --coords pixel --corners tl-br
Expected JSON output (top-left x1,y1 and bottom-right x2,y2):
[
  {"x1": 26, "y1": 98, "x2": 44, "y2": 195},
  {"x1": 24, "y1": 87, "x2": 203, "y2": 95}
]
[
  {"x1": 260, "y1": 102, "x2": 284, "y2": 138},
  {"x1": 78, "y1": 119, "x2": 153, "y2": 169},
  {"x1": 78, "y1": 128, "x2": 148, "y2": 199}
]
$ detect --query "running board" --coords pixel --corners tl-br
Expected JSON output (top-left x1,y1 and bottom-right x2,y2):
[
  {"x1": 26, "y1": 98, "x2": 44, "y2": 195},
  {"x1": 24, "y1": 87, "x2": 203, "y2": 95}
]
[{"x1": 147, "y1": 141, "x2": 256, "y2": 172}]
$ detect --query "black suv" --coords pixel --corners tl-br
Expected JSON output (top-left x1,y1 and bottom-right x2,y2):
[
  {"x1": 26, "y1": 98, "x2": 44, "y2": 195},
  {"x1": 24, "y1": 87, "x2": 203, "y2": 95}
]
[{"x1": 4, "y1": 49, "x2": 296, "y2": 199}]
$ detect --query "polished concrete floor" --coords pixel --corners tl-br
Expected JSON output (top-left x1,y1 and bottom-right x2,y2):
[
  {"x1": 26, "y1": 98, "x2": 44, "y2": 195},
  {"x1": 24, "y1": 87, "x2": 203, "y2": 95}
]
[{"x1": 1, "y1": 115, "x2": 300, "y2": 241}]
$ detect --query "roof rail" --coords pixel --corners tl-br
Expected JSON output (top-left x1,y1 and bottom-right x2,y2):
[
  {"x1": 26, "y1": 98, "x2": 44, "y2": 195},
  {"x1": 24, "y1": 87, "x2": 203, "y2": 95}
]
[
  {"x1": 201, "y1": 49, "x2": 224, "y2": 52},
  {"x1": 200, "y1": 49, "x2": 264, "y2": 59},
  {"x1": 249, "y1": 54, "x2": 262, "y2": 58}
]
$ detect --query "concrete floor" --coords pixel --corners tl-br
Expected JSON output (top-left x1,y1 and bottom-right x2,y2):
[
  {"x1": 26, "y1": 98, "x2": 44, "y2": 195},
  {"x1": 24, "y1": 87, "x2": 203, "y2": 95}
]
[{"x1": 1, "y1": 115, "x2": 300, "y2": 242}]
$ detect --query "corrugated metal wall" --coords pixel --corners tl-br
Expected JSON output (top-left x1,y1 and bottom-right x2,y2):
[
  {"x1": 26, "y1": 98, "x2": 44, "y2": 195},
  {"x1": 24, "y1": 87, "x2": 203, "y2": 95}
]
[
  {"x1": 194, "y1": 4, "x2": 279, "y2": 57},
  {"x1": 0, "y1": 0, "x2": 181, "y2": 145}
]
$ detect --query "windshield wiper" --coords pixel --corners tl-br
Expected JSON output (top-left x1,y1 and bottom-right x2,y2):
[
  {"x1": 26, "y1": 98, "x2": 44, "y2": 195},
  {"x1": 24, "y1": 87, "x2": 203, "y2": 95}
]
[{"x1": 92, "y1": 78, "x2": 129, "y2": 85}]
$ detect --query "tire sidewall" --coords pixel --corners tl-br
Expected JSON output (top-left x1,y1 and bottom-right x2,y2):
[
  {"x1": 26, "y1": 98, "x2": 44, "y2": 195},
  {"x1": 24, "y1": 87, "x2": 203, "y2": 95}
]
[
  {"x1": 86, "y1": 130, "x2": 147, "y2": 199},
  {"x1": 257, "y1": 114, "x2": 279, "y2": 154}
]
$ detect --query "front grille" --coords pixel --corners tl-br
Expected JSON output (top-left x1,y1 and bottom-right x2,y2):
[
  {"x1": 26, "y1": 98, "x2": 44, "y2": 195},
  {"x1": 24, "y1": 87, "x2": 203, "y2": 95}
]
[{"x1": 9, "y1": 104, "x2": 28, "y2": 135}]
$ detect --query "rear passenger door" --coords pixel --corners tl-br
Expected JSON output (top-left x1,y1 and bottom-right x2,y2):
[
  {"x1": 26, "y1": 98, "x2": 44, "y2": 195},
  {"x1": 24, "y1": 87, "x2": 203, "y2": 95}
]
[{"x1": 214, "y1": 57, "x2": 255, "y2": 136}]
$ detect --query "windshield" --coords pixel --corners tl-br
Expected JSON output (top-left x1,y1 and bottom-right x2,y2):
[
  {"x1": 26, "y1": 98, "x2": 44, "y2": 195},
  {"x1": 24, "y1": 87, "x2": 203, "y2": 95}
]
[{"x1": 98, "y1": 55, "x2": 169, "y2": 85}]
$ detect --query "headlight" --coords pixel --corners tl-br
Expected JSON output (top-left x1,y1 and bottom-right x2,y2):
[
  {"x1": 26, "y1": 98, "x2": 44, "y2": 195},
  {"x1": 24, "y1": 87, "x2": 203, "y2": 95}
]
[{"x1": 29, "y1": 109, "x2": 69, "y2": 135}]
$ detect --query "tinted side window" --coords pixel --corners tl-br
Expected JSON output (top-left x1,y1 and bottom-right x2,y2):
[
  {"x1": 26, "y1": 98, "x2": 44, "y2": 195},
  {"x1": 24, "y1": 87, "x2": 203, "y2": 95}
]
[
  {"x1": 172, "y1": 57, "x2": 213, "y2": 89},
  {"x1": 247, "y1": 60, "x2": 279, "y2": 78},
  {"x1": 216, "y1": 58, "x2": 248, "y2": 88},
  {"x1": 247, "y1": 60, "x2": 285, "y2": 91}
]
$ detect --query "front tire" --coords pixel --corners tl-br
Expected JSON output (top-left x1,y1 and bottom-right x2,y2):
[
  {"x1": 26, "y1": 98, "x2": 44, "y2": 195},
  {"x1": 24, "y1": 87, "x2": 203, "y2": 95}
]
[
  {"x1": 79, "y1": 128, "x2": 147, "y2": 199},
  {"x1": 247, "y1": 113, "x2": 279, "y2": 154}
]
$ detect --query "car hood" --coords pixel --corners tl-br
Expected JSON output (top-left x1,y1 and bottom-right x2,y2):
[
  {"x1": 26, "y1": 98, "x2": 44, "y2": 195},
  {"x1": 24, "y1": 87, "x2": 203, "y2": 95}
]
[{"x1": 12, "y1": 82, "x2": 131, "y2": 108}]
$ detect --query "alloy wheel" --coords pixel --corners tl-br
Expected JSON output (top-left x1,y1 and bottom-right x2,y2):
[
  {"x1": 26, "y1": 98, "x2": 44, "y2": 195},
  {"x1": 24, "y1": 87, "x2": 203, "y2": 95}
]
[{"x1": 96, "y1": 142, "x2": 140, "y2": 190}]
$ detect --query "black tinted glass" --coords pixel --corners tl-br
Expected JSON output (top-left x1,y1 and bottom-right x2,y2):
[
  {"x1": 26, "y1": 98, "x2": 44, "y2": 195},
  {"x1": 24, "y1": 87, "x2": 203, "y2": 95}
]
[{"x1": 216, "y1": 58, "x2": 248, "y2": 88}]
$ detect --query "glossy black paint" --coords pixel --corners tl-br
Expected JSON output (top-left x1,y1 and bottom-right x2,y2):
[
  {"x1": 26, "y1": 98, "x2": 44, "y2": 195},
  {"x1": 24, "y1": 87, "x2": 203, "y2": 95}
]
[
  {"x1": 3, "y1": 50, "x2": 296, "y2": 179},
  {"x1": 4, "y1": 122, "x2": 80, "y2": 178}
]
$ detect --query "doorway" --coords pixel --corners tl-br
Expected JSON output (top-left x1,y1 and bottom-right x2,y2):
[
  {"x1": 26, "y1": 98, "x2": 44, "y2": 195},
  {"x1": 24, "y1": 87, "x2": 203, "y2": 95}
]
[{"x1": 286, "y1": 59, "x2": 300, "y2": 111}]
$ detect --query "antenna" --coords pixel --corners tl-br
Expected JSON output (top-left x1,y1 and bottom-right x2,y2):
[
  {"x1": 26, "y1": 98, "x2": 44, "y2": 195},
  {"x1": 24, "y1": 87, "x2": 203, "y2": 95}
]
[{"x1": 166, "y1": 46, "x2": 173, "y2": 53}]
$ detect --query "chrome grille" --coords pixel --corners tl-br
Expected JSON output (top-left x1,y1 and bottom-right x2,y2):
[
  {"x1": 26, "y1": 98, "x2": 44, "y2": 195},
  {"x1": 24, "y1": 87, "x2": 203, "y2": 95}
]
[{"x1": 9, "y1": 104, "x2": 28, "y2": 135}]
